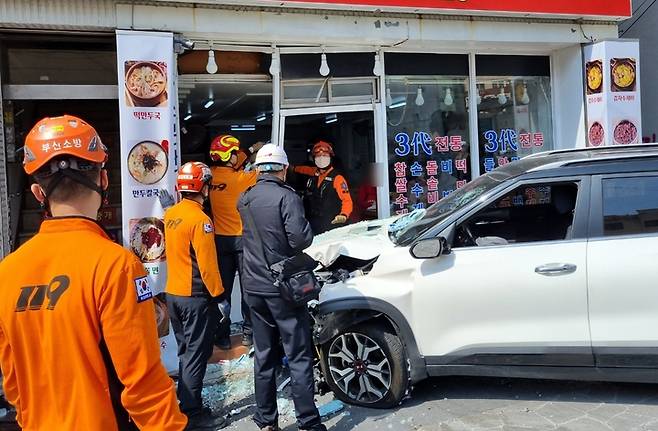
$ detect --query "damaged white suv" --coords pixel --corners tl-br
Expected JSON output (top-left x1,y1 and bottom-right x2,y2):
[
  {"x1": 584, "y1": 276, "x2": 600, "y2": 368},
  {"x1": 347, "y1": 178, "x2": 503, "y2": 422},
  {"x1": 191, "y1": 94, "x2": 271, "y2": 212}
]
[{"x1": 307, "y1": 146, "x2": 658, "y2": 409}]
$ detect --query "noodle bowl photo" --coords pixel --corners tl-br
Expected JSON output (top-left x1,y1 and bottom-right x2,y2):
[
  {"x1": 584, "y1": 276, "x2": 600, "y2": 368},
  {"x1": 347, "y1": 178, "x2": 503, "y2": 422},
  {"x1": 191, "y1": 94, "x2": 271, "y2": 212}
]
[{"x1": 124, "y1": 61, "x2": 168, "y2": 107}]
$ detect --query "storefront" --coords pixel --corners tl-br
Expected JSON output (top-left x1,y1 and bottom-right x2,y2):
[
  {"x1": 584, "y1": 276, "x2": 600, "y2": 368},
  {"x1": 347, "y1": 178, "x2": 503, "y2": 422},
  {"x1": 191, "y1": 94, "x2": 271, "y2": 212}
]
[{"x1": 0, "y1": 0, "x2": 632, "y2": 257}]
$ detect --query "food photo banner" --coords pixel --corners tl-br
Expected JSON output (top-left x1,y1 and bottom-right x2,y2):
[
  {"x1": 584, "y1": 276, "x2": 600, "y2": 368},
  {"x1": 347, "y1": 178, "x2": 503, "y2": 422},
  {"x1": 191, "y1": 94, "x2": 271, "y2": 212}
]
[
  {"x1": 584, "y1": 40, "x2": 642, "y2": 147},
  {"x1": 116, "y1": 30, "x2": 179, "y2": 372}
]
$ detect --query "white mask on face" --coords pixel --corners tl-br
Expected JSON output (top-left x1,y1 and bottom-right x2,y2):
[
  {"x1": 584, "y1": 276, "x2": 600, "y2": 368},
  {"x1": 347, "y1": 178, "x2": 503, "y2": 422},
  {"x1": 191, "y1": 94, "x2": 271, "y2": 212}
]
[{"x1": 315, "y1": 156, "x2": 331, "y2": 169}]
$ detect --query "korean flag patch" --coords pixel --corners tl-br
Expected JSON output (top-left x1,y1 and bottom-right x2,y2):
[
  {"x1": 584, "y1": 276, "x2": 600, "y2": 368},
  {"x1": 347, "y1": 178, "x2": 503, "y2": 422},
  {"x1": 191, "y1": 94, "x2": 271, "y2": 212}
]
[
  {"x1": 204, "y1": 222, "x2": 214, "y2": 234},
  {"x1": 135, "y1": 276, "x2": 153, "y2": 303}
]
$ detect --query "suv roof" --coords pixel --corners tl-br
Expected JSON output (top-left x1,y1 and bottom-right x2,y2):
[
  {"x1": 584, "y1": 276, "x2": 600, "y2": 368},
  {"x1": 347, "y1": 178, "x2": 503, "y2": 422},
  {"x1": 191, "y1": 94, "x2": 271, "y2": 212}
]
[{"x1": 527, "y1": 144, "x2": 658, "y2": 170}]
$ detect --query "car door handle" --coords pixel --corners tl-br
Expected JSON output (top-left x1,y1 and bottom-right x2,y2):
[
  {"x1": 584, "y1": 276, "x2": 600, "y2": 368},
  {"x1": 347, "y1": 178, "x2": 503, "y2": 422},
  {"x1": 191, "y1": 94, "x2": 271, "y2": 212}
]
[{"x1": 535, "y1": 263, "x2": 577, "y2": 276}]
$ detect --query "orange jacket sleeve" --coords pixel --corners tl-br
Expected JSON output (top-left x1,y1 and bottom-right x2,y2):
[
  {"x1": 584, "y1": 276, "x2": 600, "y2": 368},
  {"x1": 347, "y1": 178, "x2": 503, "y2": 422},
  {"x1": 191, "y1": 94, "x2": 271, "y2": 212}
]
[
  {"x1": 333, "y1": 174, "x2": 353, "y2": 217},
  {"x1": 293, "y1": 165, "x2": 317, "y2": 176},
  {"x1": 0, "y1": 324, "x2": 22, "y2": 427},
  {"x1": 238, "y1": 170, "x2": 258, "y2": 191},
  {"x1": 98, "y1": 259, "x2": 187, "y2": 431},
  {"x1": 191, "y1": 219, "x2": 224, "y2": 298}
]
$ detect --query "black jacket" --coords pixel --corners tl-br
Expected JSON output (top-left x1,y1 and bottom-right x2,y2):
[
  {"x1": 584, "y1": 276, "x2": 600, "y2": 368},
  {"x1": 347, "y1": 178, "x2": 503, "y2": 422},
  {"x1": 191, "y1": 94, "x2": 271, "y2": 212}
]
[{"x1": 238, "y1": 174, "x2": 314, "y2": 296}]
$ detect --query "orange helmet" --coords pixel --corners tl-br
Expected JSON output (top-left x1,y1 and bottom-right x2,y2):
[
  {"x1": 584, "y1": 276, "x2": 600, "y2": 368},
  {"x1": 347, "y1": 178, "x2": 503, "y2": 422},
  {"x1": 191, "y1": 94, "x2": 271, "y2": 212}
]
[
  {"x1": 23, "y1": 115, "x2": 107, "y2": 175},
  {"x1": 312, "y1": 140, "x2": 334, "y2": 157},
  {"x1": 210, "y1": 135, "x2": 240, "y2": 162},
  {"x1": 177, "y1": 161, "x2": 212, "y2": 193}
]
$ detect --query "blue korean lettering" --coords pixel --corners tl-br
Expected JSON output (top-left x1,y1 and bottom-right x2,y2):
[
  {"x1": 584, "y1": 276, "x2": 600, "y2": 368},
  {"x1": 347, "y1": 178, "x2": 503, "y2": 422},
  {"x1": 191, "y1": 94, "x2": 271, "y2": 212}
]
[
  {"x1": 410, "y1": 162, "x2": 423, "y2": 177},
  {"x1": 411, "y1": 132, "x2": 433, "y2": 157},
  {"x1": 394, "y1": 132, "x2": 411, "y2": 157},
  {"x1": 412, "y1": 202, "x2": 425, "y2": 210},
  {"x1": 442, "y1": 190, "x2": 454, "y2": 198},
  {"x1": 483, "y1": 158, "x2": 496, "y2": 172},
  {"x1": 484, "y1": 130, "x2": 499, "y2": 153},
  {"x1": 411, "y1": 183, "x2": 424, "y2": 198},
  {"x1": 440, "y1": 160, "x2": 453, "y2": 174}
]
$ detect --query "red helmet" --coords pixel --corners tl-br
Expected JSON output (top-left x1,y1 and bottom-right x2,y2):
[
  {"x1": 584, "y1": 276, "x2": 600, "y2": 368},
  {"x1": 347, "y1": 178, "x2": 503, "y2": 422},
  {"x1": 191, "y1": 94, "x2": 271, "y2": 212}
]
[
  {"x1": 209, "y1": 135, "x2": 240, "y2": 162},
  {"x1": 177, "y1": 162, "x2": 212, "y2": 193},
  {"x1": 23, "y1": 115, "x2": 107, "y2": 175},
  {"x1": 312, "y1": 140, "x2": 334, "y2": 157}
]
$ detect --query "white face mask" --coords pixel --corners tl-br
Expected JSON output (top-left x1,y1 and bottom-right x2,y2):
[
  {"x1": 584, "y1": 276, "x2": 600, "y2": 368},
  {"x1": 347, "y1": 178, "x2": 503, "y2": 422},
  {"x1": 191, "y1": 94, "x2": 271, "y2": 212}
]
[{"x1": 315, "y1": 156, "x2": 331, "y2": 169}]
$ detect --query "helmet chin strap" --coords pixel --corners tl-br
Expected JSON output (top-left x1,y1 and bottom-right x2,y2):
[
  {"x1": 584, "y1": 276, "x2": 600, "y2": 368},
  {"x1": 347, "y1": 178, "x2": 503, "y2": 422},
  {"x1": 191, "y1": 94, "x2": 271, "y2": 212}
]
[{"x1": 40, "y1": 167, "x2": 105, "y2": 217}]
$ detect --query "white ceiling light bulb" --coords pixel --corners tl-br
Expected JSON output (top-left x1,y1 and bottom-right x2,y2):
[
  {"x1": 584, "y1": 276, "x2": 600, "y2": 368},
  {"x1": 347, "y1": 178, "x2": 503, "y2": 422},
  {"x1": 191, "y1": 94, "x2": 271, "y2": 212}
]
[
  {"x1": 444, "y1": 88, "x2": 454, "y2": 106},
  {"x1": 386, "y1": 87, "x2": 393, "y2": 107},
  {"x1": 269, "y1": 52, "x2": 280, "y2": 76},
  {"x1": 319, "y1": 51, "x2": 330, "y2": 77},
  {"x1": 206, "y1": 49, "x2": 218, "y2": 74},
  {"x1": 373, "y1": 53, "x2": 382, "y2": 77},
  {"x1": 415, "y1": 87, "x2": 425, "y2": 106},
  {"x1": 521, "y1": 83, "x2": 530, "y2": 105},
  {"x1": 498, "y1": 86, "x2": 508, "y2": 105}
]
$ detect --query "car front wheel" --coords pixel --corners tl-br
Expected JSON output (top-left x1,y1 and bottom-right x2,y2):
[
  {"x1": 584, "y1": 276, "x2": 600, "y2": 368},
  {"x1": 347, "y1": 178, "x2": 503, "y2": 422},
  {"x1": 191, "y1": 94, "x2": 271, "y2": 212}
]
[{"x1": 321, "y1": 323, "x2": 409, "y2": 408}]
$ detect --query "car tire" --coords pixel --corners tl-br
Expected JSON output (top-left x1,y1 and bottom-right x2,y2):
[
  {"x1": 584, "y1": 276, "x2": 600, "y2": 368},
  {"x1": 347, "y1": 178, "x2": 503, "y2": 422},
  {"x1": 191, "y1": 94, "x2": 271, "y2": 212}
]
[{"x1": 320, "y1": 322, "x2": 409, "y2": 409}]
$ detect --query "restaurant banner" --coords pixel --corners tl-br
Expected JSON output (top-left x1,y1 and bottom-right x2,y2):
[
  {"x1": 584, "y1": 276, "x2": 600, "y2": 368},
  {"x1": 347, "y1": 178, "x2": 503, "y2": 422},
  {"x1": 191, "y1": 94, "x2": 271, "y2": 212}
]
[
  {"x1": 584, "y1": 40, "x2": 642, "y2": 147},
  {"x1": 116, "y1": 30, "x2": 179, "y2": 373},
  {"x1": 256, "y1": 0, "x2": 631, "y2": 19}
]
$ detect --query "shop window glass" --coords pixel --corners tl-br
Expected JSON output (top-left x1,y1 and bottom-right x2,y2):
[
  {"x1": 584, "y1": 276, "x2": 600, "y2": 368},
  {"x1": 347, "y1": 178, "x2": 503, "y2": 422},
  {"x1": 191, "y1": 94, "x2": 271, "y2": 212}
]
[
  {"x1": 386, "y1": 75, "x2": 471, "y2": 216},
  {"x1": 602, "y1": 177, "x2": 658, "y2": 237},
  {"x1": 454, "y1": 182, "x2": 578, "y2": 248},
  {"x1": 476, "y1": 55, "x2": 553, "y2": 175}
]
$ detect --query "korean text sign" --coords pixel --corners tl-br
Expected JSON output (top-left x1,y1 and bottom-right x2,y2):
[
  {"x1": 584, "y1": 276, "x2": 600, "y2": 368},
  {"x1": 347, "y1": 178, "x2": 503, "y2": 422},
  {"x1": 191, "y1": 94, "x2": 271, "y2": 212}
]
[{"x1": 116, "y1": 30, "x2": 179, "y2": 372}]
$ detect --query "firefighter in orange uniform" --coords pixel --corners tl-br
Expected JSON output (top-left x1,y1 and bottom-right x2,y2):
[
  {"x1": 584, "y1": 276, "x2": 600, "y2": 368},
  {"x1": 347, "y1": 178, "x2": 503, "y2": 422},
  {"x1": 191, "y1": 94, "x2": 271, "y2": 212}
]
[
  {"x1": 0, "y1": 115, "x2": 187, "y2": 430},
  {"x1": 293, "y1": 141, "x2": 353, "y2": 234},
  {"x1": 208, "y1": 135, "x2": 263, "y2": 349},
  {"x1": 165, "y1": 161, "x2": 229, "y2": 430}
]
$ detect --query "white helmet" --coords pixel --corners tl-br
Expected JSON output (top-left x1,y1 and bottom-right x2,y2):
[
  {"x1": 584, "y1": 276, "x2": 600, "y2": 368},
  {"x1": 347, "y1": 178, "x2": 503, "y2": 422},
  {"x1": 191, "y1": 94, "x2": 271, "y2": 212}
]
[{"x1": 254, "y1": 144, "x2": 289, "y2": 170}]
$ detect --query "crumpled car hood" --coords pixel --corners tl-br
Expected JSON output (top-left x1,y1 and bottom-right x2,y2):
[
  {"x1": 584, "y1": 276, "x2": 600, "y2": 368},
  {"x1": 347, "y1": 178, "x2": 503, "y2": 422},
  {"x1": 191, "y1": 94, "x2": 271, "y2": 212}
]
[{"x1": 305, "y1": 217, "x2": 397, "y2": 266}]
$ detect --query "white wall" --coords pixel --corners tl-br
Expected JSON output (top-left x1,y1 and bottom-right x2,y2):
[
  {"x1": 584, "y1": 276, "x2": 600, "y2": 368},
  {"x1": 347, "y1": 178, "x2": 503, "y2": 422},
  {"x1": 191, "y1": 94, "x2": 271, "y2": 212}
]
[
  {"x1": 552, "y1": 45, "x2": 587, "y2": 149},
  {"x1": 621, "y1": 0, "x2": 658, "y2": 142}
]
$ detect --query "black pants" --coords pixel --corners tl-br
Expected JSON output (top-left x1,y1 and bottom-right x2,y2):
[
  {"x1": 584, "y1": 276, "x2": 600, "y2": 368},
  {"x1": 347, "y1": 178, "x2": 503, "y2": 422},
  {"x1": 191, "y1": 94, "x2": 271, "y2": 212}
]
[
  {"x1": 167, "y1": 294, "x2": 216, "y2": 417},
  {"x1": 246, "y1": 294, "x2": 321, "y2": 430},
  {"x1": 215, "y1": 235, "x2": 252, "y2": 341}
]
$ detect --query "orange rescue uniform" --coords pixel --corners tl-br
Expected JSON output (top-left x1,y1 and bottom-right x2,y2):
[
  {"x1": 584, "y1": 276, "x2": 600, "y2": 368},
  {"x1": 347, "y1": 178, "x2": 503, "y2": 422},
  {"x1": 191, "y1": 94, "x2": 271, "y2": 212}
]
[
  {"x1": 0, "y1": 217, "x2": 187, "y2": 431},
  {"x1": 209, "y1": 165, "x2": 258, "y2": 236},
  {"x1": 294, "y1": 165, "x2": 353, "y2": 217},
  {"x1": 164, "y1": 199, "x2": 224, "y2": 297}
]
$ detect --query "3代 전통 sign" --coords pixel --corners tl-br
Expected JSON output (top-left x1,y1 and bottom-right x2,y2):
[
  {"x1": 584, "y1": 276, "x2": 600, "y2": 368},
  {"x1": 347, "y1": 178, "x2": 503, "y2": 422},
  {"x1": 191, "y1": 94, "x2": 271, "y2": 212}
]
[{"x1": 258, "y1": 0, "x2": 631, "y2": 19}]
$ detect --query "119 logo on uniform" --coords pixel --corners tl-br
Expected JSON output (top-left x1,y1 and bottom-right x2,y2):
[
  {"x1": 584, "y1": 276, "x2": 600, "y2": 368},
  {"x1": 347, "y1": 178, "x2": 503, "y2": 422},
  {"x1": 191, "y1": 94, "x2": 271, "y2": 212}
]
[{"x1": 16, "y1": 275, "x2": 70, "y2": 312}]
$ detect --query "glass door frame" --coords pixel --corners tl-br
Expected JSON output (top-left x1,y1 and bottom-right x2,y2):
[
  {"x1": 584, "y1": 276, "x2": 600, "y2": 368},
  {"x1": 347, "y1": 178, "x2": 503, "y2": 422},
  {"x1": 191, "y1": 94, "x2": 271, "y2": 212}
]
[{"x1": 279, "y1": 102, "x2": 390, "y2": 219}]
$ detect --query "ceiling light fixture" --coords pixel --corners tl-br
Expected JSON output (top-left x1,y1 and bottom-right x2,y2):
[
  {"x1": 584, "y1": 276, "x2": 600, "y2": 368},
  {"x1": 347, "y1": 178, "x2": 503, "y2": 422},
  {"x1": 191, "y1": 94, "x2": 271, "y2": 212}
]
[
  {"x1": 206, "y1": 44, "x2": 218, "y2": 74},
  {"x1": 319, "y1": 47, "x2": 330, "y2": 77},
  {"x1": 373, "y1": 53, "x2": 382, "y2": 77},
  {"x1": 183, "y1": 113, "x2": 192, "y2": 121},
  {"x1": 521, "y1": 83, "x2": 530, "y2": 105},
  {"x1": 415, "y1": 87, "x2": 425, "y2": 106},
  {"x1": 389, "y1": 100, "x2": 407, "y2": 109},
  {"x1": 269, "y1": 49, "x2": 280, "y2": 76},
  {"x1": 443, "y1": 88, "x2": 453, "y2": 106},
  {"x1": 231, "y1": 124, "x2": 256, "y2": 132},
  {"x1": 204, "y1": 99, "x2": 214, "y2": 109},
  {"x1": 325, "y1": 113, "x2": 338, "y2": 124},
  {"x1": 256, "y1": 113, "x2": 267, "y2": 122},
  {"x1": 498, "y1": 85, "x2": 508, "y2": 105}
]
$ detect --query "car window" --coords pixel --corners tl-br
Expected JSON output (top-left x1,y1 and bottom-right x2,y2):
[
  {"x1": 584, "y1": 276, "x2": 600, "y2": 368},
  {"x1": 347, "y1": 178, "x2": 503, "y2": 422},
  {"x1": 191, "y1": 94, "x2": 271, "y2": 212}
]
[
  {"x1": 602, "y1": 176, "x2": 658, "y2": 237},
  {"x1": 453, "y1": 182, "x2": 579, "y2": 248}
]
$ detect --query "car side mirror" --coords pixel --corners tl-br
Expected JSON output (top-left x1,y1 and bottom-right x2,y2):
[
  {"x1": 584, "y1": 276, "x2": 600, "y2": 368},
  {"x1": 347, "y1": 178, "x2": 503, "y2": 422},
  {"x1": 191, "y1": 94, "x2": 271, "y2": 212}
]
[{"x1": 409, "y1": 237, "x2": 449, "y2": 260}]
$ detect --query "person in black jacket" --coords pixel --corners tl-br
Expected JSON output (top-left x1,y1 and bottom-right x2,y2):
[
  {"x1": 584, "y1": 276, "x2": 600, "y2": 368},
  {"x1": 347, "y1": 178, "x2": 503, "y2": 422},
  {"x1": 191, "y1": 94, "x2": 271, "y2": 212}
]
[{"x1": 238, "y1": 144, "x2": 326, "y2": 431}]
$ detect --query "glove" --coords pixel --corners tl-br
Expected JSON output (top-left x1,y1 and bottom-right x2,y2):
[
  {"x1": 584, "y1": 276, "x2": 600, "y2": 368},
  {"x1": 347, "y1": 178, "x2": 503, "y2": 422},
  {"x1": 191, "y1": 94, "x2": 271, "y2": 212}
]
[
  {"x1": 331, "y1": 214, "x2": 348, "y2": 225},
  {"x1": 158, "y1": 189, "x2": 175, "y2": 210},
  {"x1": 217, "y1": 300, "x2": 231, "y2": 326}
]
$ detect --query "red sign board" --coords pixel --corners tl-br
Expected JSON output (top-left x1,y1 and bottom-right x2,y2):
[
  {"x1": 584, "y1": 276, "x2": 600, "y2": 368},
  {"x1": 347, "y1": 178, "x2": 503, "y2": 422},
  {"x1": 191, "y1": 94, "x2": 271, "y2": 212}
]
[{"x1": 264, "y1": 0, "x2": 631, "y2": 19}]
